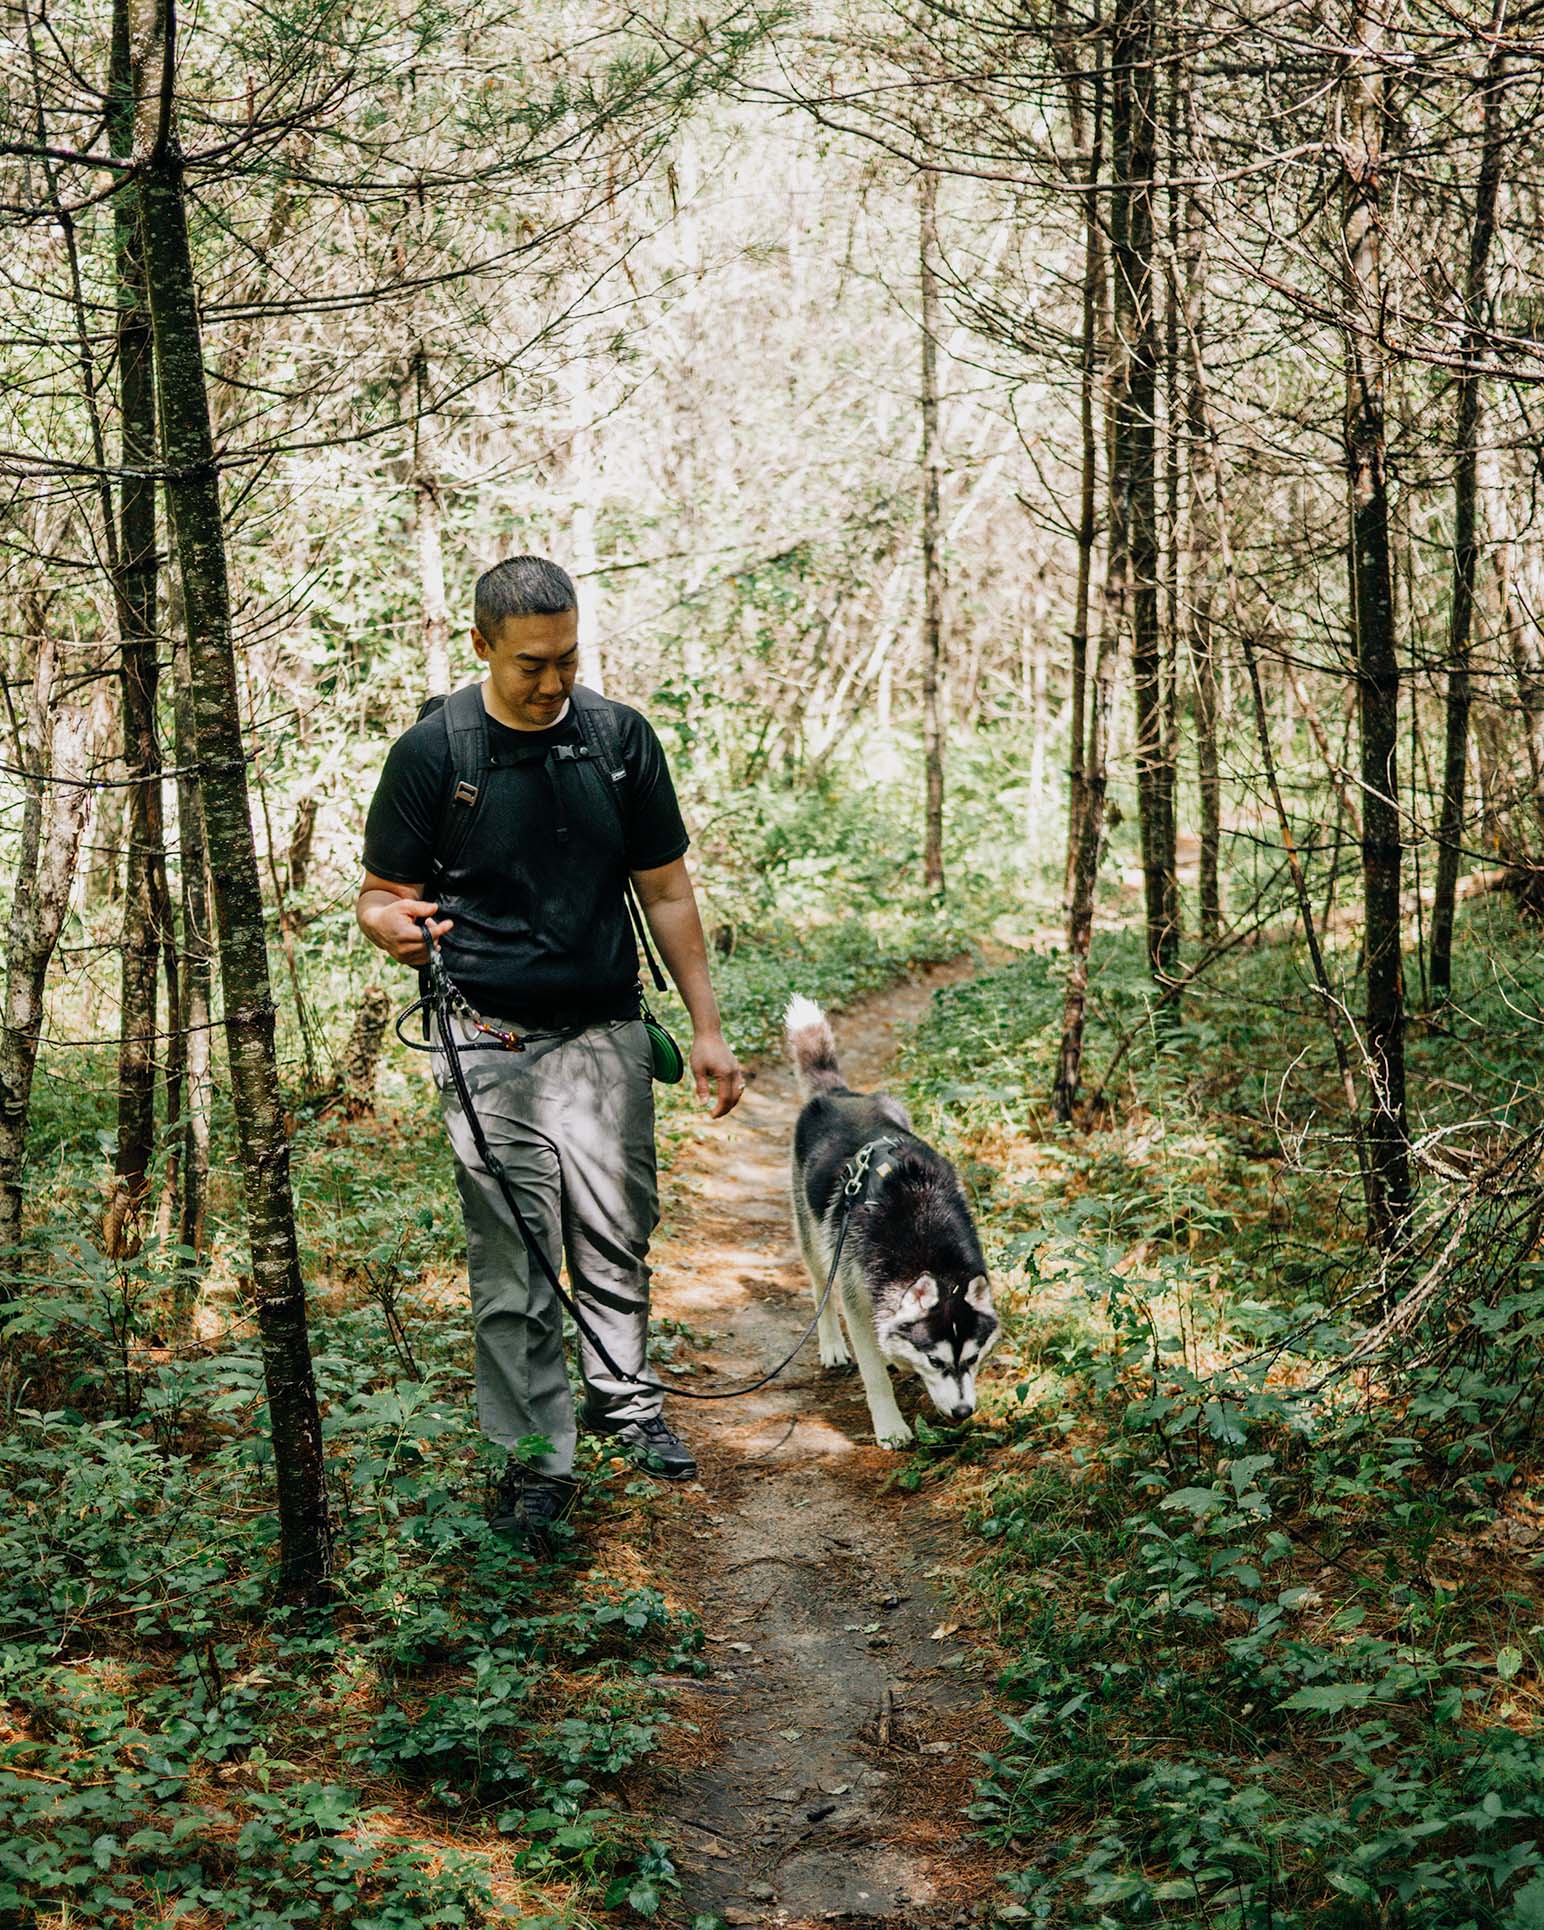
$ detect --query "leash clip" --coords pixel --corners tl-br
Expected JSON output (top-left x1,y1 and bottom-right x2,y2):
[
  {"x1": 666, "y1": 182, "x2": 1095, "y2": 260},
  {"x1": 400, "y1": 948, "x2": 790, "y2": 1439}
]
[{"x1": 843, "y1": 1135, "x2": 900, "y2": 1203}]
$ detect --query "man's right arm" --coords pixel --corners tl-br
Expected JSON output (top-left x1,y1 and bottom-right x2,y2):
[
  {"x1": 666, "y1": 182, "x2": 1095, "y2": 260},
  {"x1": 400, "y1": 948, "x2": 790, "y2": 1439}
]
[{"x1": 356, "y1": 873, "x2": 452, "y2": 968}]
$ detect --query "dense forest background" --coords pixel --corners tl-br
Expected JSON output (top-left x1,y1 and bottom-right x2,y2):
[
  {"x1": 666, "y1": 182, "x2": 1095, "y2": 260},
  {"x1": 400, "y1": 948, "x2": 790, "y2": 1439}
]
[{"x1": 7, "y1": 0, "x2": 1544, "y2": 1924}]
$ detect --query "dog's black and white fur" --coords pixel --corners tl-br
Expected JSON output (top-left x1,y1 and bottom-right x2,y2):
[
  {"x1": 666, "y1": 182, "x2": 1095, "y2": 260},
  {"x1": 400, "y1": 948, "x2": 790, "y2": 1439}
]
[{"x1": 785, "y1": 996, "x2": 999, "y2": 1447}]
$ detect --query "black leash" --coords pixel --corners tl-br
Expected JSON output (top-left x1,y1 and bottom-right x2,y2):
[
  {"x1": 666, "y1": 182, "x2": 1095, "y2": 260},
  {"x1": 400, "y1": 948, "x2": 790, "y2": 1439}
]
[{"x1": 421, "y1": 941, "x2": 876, "y2": 1404}]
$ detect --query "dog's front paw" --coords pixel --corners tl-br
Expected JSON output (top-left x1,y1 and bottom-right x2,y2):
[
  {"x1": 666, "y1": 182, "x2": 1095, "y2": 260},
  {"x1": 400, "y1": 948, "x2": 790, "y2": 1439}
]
[
  {"x1": 876, "y1": 1424, "x2": 913, "y2": 1449},
  {"x1": 819, "y1": 1338, "x2": 852, "y2": 1369}
]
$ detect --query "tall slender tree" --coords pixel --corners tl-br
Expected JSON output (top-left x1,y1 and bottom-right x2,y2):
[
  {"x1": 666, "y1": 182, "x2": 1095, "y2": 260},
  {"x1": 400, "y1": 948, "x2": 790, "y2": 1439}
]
[
  {"x1": 106, "y1": 0, "x2": 169, "y2": 1257},
  {"x1": 1059, "y1": 5, "x2": 1105, "y2": 906},
  {"x1": 131, "y1": 0, "x2": 330, "y2": 1595},
  {"x1": 1429, "y1": 26, "x2": 1508, "y2": 1004},
  {"x1": 1054, "y1": 11, "x2": 1121, "y2": 1122},
  {"x1": 0, "y1": 633, "x2": 92, "y2": 1253},
  {"x1": 919, "y1": 161, "x2": 946, "y2": 895},
  {"x1": 1181, "y1": 59, "x2": 1221, "y2": 942},
  {"x1": 1112, "y1": 0, "x2": 1178, "y2": 983},
  {"x1": 1340, "y1": 0, "x2": 1411, "y2": 1250}
]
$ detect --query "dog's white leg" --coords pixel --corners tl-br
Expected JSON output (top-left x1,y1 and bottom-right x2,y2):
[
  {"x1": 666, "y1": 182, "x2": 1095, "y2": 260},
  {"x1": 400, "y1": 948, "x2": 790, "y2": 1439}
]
[
  {"x1": 841, "y1": 1281, "x2": 912, "y2": 1447},
  {"x1": 795, "y1": 1193, "x2": 851, "y2": 1369},
  {"x1": 814, "y1": 1230, "x2": 852, "y2": 1369}
]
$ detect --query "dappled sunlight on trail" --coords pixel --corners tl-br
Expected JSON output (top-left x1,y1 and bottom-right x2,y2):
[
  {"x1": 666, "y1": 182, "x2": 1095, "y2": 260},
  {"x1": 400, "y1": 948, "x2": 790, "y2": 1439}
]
[{"x1": 617, "y1": 963, "x2": 1005, "y2": 1929}]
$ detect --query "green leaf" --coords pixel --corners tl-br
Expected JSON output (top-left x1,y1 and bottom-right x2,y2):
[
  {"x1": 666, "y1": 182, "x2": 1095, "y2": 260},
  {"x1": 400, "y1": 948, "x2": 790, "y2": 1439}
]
[
  {"x1": 1279, "y1": 1683, "x2": 1375, "y2": 1714},
  {"x1": 1161, "y1": 1486, "x2": 1228, "y2": 1518},
  {"x1": 1498, "y1": 1645, "x2": 1525, "y2": 1682},
  {"x1": 1508, "y1": 1873, "x2": 1544, "y2": 1927}
]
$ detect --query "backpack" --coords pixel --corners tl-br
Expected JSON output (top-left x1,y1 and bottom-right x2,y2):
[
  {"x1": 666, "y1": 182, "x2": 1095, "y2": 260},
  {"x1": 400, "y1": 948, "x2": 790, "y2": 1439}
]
[{"x1": 414, "y1": 681, "x2": 668, "y2": 996}]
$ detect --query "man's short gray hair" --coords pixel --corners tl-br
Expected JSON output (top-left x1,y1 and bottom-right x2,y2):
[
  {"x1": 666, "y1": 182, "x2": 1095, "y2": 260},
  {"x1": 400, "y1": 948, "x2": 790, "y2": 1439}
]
[{"x1": 474, "y1": 556, "x2": 577, "y2": 638}]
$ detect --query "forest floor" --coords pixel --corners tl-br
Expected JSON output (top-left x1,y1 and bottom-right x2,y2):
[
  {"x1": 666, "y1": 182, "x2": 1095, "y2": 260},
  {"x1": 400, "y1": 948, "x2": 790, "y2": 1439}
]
[{"x1": 607, "y1": 963, "x2": 1010, "y2": 1929}]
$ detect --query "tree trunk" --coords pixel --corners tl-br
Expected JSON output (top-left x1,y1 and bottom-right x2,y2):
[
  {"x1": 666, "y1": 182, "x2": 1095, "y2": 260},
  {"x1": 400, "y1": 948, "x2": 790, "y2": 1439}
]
[
  {"x1": 919, "y1": 163, "x2": 946, "y2": 895},
  {"x1": 106, "y1": 0, "x2": 166, "y2": 1257},
  {"x1": 413, "y1": 365, "x2": 452, "y2": 699},
  {"x1": 1179, "y1": 68, "x2": 1220, "y2": 941},
  {"x1": 1054, "y1": 615, "x2": 1117, "y2": 1123},
  {"x1": 1112, "y1": 0, "x2": 1177, "y2": 981},
  {"x1": 1341, "y1": 0, "x2": 1411, "y2": 1250},
  {"x1": 1493, "y1": 526, "x2": 1544, "y2": 852},
  {"x1": 1056, "y1": 27, "x2": 1120, "y2": 1124},
  {"x1": 1061, "y1": 7, "x2": 1104, "y2": 907},
  {"x1": 1161, "y1": 30, "x2": 1183, "y2": 932},
  {"x1": 135, "y1": 9, "x2": 331, "y2": 1596},
  {"x1": 171, "y1": 598, "x2": 212, "y2": 1278},
  {"x1": 0, "y1": 641, "x2": 92, "y2": 1251},
  {"x1": 1429, "y1": 33, "x2": 1506, "y2": 1004},
  {"x1": 338, "y1": 985, "x2": 393, "y2": 1119}
]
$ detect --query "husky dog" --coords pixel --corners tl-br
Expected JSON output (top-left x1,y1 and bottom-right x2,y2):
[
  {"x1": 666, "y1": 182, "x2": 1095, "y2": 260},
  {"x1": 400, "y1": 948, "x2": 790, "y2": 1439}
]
[{"x1": 784, "y1": 996, "x2": 999, "y2": 1447}]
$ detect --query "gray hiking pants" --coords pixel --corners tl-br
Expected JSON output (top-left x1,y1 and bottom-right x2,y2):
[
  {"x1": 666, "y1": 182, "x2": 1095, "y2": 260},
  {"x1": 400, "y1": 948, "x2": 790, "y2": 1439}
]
[{"x1": 433, "y1": 1013, "x2": 661, "y2": 1476}]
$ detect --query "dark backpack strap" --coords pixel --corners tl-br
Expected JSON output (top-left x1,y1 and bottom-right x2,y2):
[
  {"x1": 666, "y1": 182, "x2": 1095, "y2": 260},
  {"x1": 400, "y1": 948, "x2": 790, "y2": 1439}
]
[
  {"x1": 426, "y1": 682, "x2": 490, "y2": 888},
  {"x1": 568, "y1": 685, "x2": 668, "y2": 995},
  {"x1": 569, "y1": 684, "x2": 629, "y2": 817}
]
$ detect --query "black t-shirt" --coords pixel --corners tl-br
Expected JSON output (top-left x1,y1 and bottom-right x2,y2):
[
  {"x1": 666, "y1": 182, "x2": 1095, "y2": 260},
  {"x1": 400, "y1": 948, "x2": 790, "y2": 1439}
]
[{"x1": 363, "y1": 692, "x2": 689, "y2": 1024}]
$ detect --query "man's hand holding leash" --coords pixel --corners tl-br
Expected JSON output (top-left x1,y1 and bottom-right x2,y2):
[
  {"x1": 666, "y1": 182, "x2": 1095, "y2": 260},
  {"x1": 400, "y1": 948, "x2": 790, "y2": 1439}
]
[{"x1": 357, "y1": 889, "x2": 453, "y2": 966}]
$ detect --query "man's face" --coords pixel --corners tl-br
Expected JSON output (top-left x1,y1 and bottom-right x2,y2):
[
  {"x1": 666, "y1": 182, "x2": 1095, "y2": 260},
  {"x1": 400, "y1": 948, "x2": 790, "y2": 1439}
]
[{"x1": 472, "y1": 609, "x2": 579, "y2": 729}]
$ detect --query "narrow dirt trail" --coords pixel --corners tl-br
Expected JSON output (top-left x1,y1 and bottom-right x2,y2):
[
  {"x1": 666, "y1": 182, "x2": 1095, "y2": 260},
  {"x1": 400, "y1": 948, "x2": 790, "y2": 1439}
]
[{"x1": 620, "y1": 965, "x2": 1005, "y2": 1930}]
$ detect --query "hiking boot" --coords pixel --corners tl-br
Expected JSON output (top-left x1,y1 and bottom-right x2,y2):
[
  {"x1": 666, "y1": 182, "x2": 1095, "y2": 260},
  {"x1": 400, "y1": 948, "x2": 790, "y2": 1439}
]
[
  {"x1": 488, "y1": 1464, "x2": 579, "y2": 1549},
  {"x1": 587, "y1": 1412, "x2": 697, "y2": 1481}
]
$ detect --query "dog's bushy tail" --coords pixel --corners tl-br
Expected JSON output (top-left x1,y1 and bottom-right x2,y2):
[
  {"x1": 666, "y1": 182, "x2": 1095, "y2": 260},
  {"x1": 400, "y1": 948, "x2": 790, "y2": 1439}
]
[{"x1": 785, "y1": 995, "x2": 843, "y2": 1096}]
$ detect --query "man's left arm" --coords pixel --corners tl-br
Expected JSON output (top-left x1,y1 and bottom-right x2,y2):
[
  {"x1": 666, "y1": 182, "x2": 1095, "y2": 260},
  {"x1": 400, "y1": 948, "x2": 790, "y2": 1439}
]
[{"x1": 630, "y1": 858, "x2": 745, "y2": 1118}]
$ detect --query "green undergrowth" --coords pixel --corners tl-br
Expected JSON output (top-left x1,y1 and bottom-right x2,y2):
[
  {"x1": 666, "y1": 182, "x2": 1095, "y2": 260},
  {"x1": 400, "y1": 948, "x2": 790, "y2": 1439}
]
[
  {"x1": 2, "y1": 1070, "x2": 703, "y2": 1926},
  {"x1": 1, "y1": 729, "x2": 1045, "y2": 1926},
  {"x1": 891, "y1": 901, "x2": 1544, "y2": 1928},
  {"x1": 1, "y1": 1217, "x2": 707, "y2": 1926}
]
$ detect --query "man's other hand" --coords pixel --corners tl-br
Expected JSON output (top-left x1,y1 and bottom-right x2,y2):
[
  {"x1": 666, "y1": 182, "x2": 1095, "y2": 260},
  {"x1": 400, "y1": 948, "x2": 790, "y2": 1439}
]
[
  {"x1": 692, "y1": 1030, "x2": 746, "y2": 1119},
  {"x1": 357, "y1": 875, "x2": 453, "y2": 966}
]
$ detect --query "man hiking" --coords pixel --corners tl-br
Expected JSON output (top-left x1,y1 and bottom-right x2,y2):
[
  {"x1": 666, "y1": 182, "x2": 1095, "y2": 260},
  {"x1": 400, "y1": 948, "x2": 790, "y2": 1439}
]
[{"x1": 357, "y1": 554, "x2": 744, "y2": 1545}]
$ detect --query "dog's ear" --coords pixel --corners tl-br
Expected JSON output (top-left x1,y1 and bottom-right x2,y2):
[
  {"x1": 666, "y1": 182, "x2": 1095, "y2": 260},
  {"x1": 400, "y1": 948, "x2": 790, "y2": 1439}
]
[
  {"x1": 894, "y1": 1273, "x2": 939, "y2": 1323},
  {"x1": 965, "y1": 1274, "x2": 992, "y2": 1313}
]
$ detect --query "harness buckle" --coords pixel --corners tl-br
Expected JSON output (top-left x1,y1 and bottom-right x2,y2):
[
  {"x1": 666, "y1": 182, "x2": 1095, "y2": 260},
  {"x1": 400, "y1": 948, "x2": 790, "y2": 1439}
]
[{"x1": 842, "y1": 1135, "x2": 899, "y2": 1203}]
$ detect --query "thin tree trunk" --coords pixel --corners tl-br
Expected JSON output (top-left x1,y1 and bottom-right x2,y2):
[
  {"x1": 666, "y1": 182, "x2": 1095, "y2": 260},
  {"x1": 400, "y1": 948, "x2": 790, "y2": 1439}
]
[
  {"x1": 171, "y1": 594, "x2": 211, "y2": 1283},
  {"x1": 1492, "y1": 507, "x2": 1544, "y2": 850},
  {"x1": 919, "y1": 163, "x2": 946, "y2": 895},
  {"x1": 0, "y1": 641, "x2": 92, "y2": 1251},
  {"x1": 1054, "y1": 616, "x2": 1117, "y2": 1122},
  {"x1": 1062, "y1": 6, "x2": 1104, "y2": 906},
  {"x1": 1113, "y1": 0, "x2": 1177, "y2": 982},
  {"x1": 1177, "y1": 59, "x2": 1219, "y2": 940},
  {"x1": 413, "y1": 357, "x2": 452, "y2": 699},
  {"x1": 1056, "y1": 29, "x2": 1121, "y2": 1124},
  {"x1": 106, "y1": 0, "x2": 166, "y2": 1256},
  {"x1": 1429, "y1": 28, "x2": 1506, "y2": 1004},
  {"x1": 1341, "y1": 0, "x2": 1412, "y2": 1251},
  {"x1": 1161, "y1": 30, "x2": 1183, "y2": 927},
  {"x1": 134, "y1": 4, "x2": 330, "y2": 1596}
]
